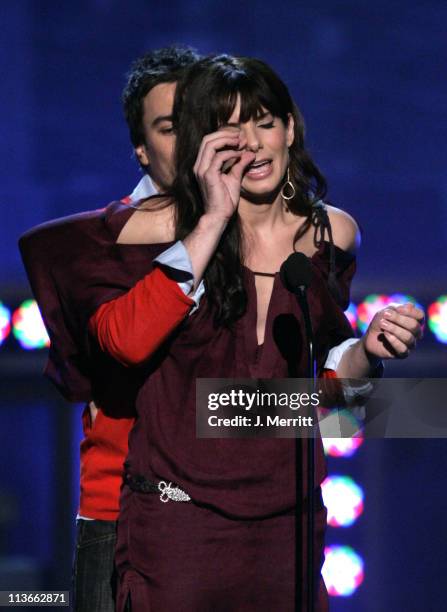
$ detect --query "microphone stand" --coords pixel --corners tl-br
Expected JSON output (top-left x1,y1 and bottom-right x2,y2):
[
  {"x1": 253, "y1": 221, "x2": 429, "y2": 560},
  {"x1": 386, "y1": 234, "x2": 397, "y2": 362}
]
[{"x1": 295, "y1": 286, "x2": 316, "y2": 612}]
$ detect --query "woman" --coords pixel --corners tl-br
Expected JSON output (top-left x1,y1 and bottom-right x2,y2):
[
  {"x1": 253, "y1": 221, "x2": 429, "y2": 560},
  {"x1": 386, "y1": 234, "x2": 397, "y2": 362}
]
[{"x1": 87, "y1": 55, "x2": 423, "y2": 611}]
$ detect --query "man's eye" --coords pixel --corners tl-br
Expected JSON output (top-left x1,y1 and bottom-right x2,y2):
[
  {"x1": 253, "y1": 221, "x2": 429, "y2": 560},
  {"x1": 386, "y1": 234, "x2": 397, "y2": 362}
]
[
  {"x1": 160, "y1": 126, "x2": 174, "y2": 134},
  {"x1": 259, "y1": 121, "x2": 275, "y2": 129}
]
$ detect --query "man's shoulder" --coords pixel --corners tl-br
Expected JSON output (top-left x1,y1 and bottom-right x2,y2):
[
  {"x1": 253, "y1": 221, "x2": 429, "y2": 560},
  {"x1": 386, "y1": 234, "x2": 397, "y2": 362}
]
[
  {"x1": 20, "y1": 206, "x2": 106, "y2": 245},
  {"x1": 18, "y1": 201, "x2": 124, "y2": 262}
]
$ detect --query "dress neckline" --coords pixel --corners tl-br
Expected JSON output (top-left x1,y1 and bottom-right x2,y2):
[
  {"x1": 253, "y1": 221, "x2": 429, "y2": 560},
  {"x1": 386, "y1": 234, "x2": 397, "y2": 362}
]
[
  {"x1": 243, "y1": 241, "x2": 355, "y2": 275},
  {"x1": 252, "y1": 271, "x2": 276, "y2": 278},
  {"x1": 104, "y1": 201, "x2": 354, "y2": 264}
]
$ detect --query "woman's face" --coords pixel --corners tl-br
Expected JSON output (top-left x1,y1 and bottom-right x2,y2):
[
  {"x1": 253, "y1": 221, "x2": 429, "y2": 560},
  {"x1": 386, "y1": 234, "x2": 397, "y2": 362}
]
[{"x1": 221, "y1": 96, "x2": 294, "y2": 200}]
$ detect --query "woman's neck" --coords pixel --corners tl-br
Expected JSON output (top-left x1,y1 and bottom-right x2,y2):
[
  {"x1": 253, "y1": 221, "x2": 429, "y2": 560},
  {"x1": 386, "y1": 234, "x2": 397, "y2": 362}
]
[
  {"x1": 238, "y1": 195, "x2": 312, "y2": 269},
  {"x1": 238, "y1": 194, "x2": 303, "y2": 239}
]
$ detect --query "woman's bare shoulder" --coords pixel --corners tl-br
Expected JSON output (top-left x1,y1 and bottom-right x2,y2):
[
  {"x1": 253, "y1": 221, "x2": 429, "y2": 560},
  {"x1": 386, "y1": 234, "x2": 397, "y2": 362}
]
[
  {"x1": 136, "y1": 194, "x2": 172, "y2": 212},
  {"x1": 117, "y1": 196, "x2": 175, "y2": 244},
  {"x1": 324, "y1": 204, "x2": 361, "y2": 254}
]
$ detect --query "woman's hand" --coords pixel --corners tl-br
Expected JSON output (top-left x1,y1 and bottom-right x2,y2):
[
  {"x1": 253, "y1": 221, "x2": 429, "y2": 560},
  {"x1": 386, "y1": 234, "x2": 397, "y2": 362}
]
[
  {"x1": 336, "y1": 303, "x2": 425, "y2": 378},
  {"x1": 193, "y1": 129, "x2": 256, "y2": 222},
  {"x1": 362, "y1": 303, "x2": 425, "y2": 360},
  {"x1": 182, "y1": 130, "x2": 254, "y2": 289}
]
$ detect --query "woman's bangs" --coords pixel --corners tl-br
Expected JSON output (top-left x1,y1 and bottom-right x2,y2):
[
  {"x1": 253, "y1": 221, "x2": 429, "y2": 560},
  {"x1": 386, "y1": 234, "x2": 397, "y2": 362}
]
[
  {"x1": 238, "y1": 86, "x2": 269, "y2": 123},
  {"x1": 215, "y1": 77, "x2": 286, "y2": 126},
  {"x1": 214, "y1": 87, "x2": 240, "y2": 127}
]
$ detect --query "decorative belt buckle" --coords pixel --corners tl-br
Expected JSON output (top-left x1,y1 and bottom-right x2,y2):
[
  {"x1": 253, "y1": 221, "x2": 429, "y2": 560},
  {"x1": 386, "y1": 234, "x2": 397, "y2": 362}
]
[{"x1": 158, "y1": 481, "x2": 191, "y2": 503}]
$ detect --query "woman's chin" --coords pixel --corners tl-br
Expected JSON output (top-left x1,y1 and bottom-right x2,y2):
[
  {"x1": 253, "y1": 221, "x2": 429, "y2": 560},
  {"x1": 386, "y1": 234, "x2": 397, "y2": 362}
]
[{"x1": 240, "y1": 185, "x2": 282, "y2": 206}]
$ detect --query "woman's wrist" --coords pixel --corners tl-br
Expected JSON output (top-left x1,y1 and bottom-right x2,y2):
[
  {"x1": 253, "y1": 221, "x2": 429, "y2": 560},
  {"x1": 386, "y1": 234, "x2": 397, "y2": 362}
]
[
  {"x1": 183, "y1": 213, "x2": 230, "y2": 289},
  {"x1": 358, "y1": 336, "x2": 382, "y2": 369},
  {"x1": 197, "y1": 212, "x2": 230, "y2": 236},
  {"x1": 337, "y1": 337, "x2": 381, "y2": 378}
]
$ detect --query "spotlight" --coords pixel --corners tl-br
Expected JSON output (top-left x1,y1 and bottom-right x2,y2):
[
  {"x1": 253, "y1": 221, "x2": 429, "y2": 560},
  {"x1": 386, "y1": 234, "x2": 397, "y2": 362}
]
[
  {"x1": 0, "y1": 301, "x2": 11, "y2": 346},
  {"x1": 344, "y1": 302, "x2": 358, "y2": 332},
  {"x1": 12, "y1": 300, "x2": 50, "y2": 350},
  {"x1": 322, "y1": 545, "x2": 364, "y2": 596},
  {"x1": 428, "y1": 296, "x2": 447, "y2": 343},
  {"x1": 321, "y1": 475, "x2": 364, "y2": 527},
  {"x1": 322, "y1": 436, "x2": 363, "y2": 458}
]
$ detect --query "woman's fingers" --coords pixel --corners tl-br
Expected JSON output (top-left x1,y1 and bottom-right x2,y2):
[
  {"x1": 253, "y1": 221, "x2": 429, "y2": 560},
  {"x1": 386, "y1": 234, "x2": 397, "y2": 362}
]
[
  {"x1": 229, "y1": 150, "x2": 256, "y2": 182},
  {"x1": 366, "y1": 302, "x2": 425, "y2": 360},
  {"x1": 193, "y1": 130, "x2": 243, "y2": 177},
  {"x1": 381, "y1": 306, "x2": 424, "y2": 340},
  {"x1": 370, "y1": 302, "x2": 425, "y2": 359},
  {"x1": 381, "y1": 332, "x2": 411, "y2": 359},
  {"x1": 205, "y1": 149, "x2": 243, "y2": 179},
  {"x1": 380, "y1": 319, "x2": 416, "y2": 348},
  {"x1": 194, "y1": 132, "x2": 239, "y2": 174},
  {"x1": 394, "y1": 303, "x2": 425, "y2": 331}
]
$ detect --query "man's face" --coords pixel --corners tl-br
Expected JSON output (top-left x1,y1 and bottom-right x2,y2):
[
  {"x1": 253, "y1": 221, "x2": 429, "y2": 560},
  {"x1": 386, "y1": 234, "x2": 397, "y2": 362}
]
[{"x1": 135, "y1": 82, "x2": 176, "y2": 191}]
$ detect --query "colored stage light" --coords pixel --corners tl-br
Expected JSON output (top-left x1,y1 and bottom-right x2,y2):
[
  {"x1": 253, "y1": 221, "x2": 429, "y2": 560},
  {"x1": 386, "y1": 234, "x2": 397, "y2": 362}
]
[
  {"x1": 357, "y1": 293, "x2": 422, "y2": 334},
  {"x1": 12, "y1": 300, "x2": 50, "y2": 350},
  {"x1": 322, "y1": 435, "x2": 363, "y2": 458},
  {"x1": 428, "y1": 296, "x2": 447, "y2": 344},
  {"x1": 322, "y1": 475, "x2": 364, "y2": 527},
  {"x1": 0, "y1": 301, "x2": 11, "y2": 345},
  {"x1": 322, "y1": 545, "x2": 364, "y2": 596},
  {"x1": 344, "y1": 302, "x2": 358, "y2": 332}
]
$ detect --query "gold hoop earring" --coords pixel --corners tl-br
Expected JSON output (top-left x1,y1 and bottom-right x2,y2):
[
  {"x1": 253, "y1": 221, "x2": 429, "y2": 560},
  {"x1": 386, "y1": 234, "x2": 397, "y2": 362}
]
[{"x1": 280, "y1": 167, "x2": 296, "y2": 201}]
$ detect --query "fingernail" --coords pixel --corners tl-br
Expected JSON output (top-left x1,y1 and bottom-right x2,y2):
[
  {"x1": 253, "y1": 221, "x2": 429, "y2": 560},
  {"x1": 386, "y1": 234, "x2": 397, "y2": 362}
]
[
  {"x1": 384, "y1": 310, "x2": 393, "y2": 318},
  {"x1": 381, "y1": 320, "x2": 391, "y2": 328}
]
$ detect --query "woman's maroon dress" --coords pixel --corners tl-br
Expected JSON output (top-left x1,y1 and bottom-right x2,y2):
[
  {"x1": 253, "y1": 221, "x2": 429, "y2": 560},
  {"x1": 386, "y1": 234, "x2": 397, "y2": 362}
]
[{"x1": 51, "y1": 201, "x2": 356, "y2": 611}]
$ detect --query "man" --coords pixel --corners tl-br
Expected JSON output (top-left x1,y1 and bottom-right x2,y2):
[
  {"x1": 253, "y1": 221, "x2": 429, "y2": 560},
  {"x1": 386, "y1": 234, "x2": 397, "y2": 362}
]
[
  {"x1": 19, "y1": 46, "x2": 200, "y2": 612},
  {"x1": 122, "y1": 46, "x2": 195, "y2": 202}
]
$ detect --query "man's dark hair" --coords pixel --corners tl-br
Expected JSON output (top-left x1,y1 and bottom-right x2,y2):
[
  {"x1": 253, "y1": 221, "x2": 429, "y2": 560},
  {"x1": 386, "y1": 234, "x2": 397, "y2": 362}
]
[{"x1": 122, "y1": 45, "x2": 200, "y2": 148}]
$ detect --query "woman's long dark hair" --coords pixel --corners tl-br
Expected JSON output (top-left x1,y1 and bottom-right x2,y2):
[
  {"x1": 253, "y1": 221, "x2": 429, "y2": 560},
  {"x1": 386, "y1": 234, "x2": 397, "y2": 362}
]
[{"x1": 171, "y1": 55, "x2": 327, "y2": 326}]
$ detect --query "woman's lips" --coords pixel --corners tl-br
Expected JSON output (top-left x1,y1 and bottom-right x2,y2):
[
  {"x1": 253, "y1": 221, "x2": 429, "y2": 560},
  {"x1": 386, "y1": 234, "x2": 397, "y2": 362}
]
[{"x1": 245, "y1": 160, "x2": 273, "y2": 180}]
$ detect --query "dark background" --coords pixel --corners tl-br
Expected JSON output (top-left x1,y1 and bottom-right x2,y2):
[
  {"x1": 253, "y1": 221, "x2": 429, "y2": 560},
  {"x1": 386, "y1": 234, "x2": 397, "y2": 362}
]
[{"x1": 1, "y1": 1, "x2": 446, "y2": 610}]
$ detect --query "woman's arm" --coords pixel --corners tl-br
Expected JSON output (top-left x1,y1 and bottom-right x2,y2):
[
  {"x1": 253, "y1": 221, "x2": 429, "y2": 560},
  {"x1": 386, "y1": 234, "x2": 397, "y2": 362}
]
[
  {"x1": 324, "y1": 207, "x2": 424, "y2": 376},
  {"x1": 183, "y1": 129, "x2": 255, "y2": 288},
  {"x1": 326, "y1": 205, "x2": 361, "y2": 254}
]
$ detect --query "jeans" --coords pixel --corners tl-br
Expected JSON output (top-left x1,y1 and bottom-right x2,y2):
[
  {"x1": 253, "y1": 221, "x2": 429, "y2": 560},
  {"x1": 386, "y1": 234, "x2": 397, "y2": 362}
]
[{"x1": 72, "y1": 519, "x2": 117, "y2": 612}]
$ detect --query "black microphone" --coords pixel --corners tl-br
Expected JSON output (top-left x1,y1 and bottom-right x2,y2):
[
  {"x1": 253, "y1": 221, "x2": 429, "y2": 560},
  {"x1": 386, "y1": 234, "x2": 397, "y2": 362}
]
[
  {"x1": 280, "y1": 252, "x2": 313, "y2": 294},
  {"x1": 280, "y1": 251, "x2": 316, "y2": 612},
  {"x1": 280, "y1": 253, "x2": 314, "y2": 377}
]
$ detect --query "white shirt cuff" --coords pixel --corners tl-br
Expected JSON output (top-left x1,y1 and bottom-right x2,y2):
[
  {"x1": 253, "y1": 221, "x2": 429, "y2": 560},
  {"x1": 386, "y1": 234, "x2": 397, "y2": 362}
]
[
  {"x1": 324, "y1": 337, "x2": 383, "y2": 409},
  {"x1": 324, "y1": 338, "x2": 360, "y2": 371},
  {"x1": 154, "y1": 241, "x2": 205, "y2": 312}
]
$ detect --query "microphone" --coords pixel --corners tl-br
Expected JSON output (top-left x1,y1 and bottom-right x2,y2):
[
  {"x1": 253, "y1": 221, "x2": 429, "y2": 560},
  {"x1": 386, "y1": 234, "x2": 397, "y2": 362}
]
[
  {"x1": 280, "y1": 252, "x2": 316, "y2": 612},
  {"x1": 280, "y1": 253, "x2": 314, "y2": 377},
  {"x1": 280, "y1": 252, "x2": 312, "y2": 294}
]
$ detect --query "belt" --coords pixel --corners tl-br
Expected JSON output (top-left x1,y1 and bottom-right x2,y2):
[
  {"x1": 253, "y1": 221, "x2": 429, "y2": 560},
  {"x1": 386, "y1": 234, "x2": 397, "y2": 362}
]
[{"x1": 124, "y1": 472, "x2": 191, "y2": 503}]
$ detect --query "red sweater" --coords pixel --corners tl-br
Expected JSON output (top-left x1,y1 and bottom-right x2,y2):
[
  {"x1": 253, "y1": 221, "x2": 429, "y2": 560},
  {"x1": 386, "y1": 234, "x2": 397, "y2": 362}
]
[{"x1": 80, "y1": 266, "x2": 194, "y2": 520}]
